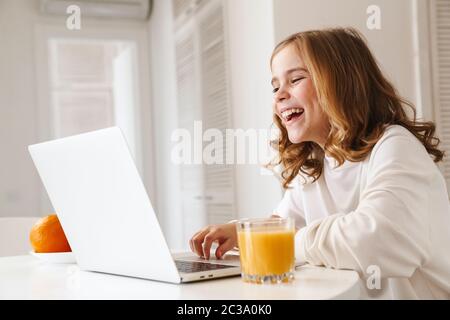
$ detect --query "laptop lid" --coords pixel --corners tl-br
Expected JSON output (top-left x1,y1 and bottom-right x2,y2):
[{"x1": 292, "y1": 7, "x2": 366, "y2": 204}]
[{"x1": 28, "y1": 127, "x2": 181, "y2": 283}]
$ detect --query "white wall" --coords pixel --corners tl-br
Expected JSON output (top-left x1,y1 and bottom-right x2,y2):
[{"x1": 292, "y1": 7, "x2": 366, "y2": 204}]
[
  {"x1": 272, "y1": 0, "x2": 425, "y2": 118},
  {"x1": 0, "y1": 0, "x2": 41, "y2": 218}
]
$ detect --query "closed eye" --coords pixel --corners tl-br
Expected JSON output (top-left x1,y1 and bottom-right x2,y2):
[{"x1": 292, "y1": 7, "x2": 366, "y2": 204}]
[
  {"x1": 272, "y1": 77, "x2": 304, "y2": 94},
  {"x1": 292, "y1": 77, "x2": 304, "y2": 83}
]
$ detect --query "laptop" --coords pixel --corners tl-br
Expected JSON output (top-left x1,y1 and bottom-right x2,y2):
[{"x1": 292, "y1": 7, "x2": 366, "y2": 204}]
[{"x1": 28, "y1": 127, "x2": 241, "y2": 284}]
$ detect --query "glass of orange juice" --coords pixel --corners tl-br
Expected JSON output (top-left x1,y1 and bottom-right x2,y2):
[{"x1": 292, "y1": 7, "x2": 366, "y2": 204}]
[{"x1": 236, "y1": 217, "x2": 295, "y2": 284}]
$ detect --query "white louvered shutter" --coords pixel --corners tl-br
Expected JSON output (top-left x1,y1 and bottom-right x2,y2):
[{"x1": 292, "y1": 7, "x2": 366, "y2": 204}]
[
  {"x1": 173, "y1": 0, "x2": 236, "y2": 238},
  {"x1": 174, "y1": 28, "x2": 208, "y2": 239},
  {"x1": 431, "y1": 0, "x2": 450, "y2": 193},
  {"x1": 199, "y1": 4, "x2": 236, "y2": 225},
  {"x1": 172, "y1": 0, "x2": 192, "y2": 20}
]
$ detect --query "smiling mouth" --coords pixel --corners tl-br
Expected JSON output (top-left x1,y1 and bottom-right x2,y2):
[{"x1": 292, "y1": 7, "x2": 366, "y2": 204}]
[{"x1": 281, "y1": 108, "x2": 304, "y2": 123}]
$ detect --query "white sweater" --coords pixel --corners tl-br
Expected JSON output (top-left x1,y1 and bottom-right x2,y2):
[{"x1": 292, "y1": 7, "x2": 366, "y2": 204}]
[{"x1": 275, "y1": 125, "x2": 450, "y2": 299}]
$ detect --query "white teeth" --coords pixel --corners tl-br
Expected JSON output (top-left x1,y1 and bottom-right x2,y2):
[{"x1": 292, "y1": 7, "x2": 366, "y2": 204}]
[{"x1": 281, "y1": 108, "x2": 304, "y2": 120}]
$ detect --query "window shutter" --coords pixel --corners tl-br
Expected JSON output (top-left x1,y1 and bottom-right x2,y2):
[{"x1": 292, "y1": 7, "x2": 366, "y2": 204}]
[
  {"x1": 431, "y1": 0, "x2": 450, "y2": 192},
  {"x1": 175, "y1": 34, "x2": 198, "y2": 128},
  {"x1": 173, "y1": 0, "x2": 236, "y2": 236},
  {"x1": 172, "y1": 0, "x2": 206, "y2": 27},
  {"x1": 199, "y1": 5, "x2": 236, "y2": 225},
  {"x1": 174, "y1": 30, "x2": 208, "y2": 237},
  {"x1": 172, "y1": 0, "x2": 192, "y2": 20}
]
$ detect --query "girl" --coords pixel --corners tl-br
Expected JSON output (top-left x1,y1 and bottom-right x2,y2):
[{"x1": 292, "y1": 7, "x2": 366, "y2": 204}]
[{"x1": 189, "y1": 28, "x2": 450, "y2": 299}]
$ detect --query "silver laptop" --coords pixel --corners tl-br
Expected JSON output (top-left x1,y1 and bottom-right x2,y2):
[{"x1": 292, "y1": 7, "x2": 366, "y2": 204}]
[{"x1": 28, "y1": 127, "x2": 241, "y2": 284}]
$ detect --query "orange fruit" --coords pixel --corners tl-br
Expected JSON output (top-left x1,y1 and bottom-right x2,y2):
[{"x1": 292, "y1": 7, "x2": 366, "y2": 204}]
[{"x1": 30, "y1": 214, "x2": 72, "y2": 253}]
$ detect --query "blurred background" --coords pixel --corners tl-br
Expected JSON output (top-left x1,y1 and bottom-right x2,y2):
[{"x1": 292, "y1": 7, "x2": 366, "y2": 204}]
[{"x1": 0, "y1": 0, "x2": 449, "y2": 252}]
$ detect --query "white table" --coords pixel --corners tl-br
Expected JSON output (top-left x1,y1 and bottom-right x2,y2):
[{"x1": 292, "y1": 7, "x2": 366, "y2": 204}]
[{"x1": 0, "y1": 255, "x2": 360, "y2": 300}]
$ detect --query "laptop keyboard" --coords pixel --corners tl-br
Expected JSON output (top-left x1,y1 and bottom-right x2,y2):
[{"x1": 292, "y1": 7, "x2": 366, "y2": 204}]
[{"x1": 175, "y1": 260, "x2": 236, "y2": 273}]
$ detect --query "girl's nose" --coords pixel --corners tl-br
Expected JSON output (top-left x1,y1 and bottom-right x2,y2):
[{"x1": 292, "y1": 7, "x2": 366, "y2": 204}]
[{"x1": 275, "y1": 87, "x2": 289, "y2": 102}]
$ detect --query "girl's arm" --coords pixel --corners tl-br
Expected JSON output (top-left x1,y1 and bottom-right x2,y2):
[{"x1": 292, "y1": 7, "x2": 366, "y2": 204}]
[{"x1": 295, "y1": 132, "x2": 436, "y2": 279}]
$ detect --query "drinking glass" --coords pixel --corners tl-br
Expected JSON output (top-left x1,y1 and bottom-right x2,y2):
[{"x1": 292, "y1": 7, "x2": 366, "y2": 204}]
[{"x1": 236, "y1": 217, "x2": 295, "y2": 284}]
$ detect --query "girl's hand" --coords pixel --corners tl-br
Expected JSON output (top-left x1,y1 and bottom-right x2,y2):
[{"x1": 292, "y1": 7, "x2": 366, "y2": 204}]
[{"x1": 189, "y1": 222, "x2": 238, "y2": 260}]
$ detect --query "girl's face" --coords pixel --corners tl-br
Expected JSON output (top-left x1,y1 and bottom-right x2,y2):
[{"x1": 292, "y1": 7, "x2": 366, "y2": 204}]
[{"x1": 271, "y1": 44, "x2": 329, "y2": 146}]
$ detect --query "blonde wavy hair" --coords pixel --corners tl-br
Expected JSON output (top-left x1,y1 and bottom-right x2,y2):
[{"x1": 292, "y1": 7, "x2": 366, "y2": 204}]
[{"x1": 269, "y1": 28, "x2": 444, "y2": 188}]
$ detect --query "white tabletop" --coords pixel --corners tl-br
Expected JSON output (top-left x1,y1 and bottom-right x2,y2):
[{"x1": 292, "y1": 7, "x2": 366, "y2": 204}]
[{"x1": 0, "y1": 255, "x2": 361, "y2": 300}]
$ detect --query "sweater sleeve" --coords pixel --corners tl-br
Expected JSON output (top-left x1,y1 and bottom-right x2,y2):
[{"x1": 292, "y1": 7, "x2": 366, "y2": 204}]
[{"x1": 297, "y1": 132, "x2": 432, "y2": 278}]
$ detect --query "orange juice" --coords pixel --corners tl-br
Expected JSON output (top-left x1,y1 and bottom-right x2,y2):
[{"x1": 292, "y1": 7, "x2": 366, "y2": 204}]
[
  {"x1": 236, "y1": 217, "x2": 295, "y2": 284},
  {"x1": 238, "y1": 228, "x2": 295, "y2": 276}
]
